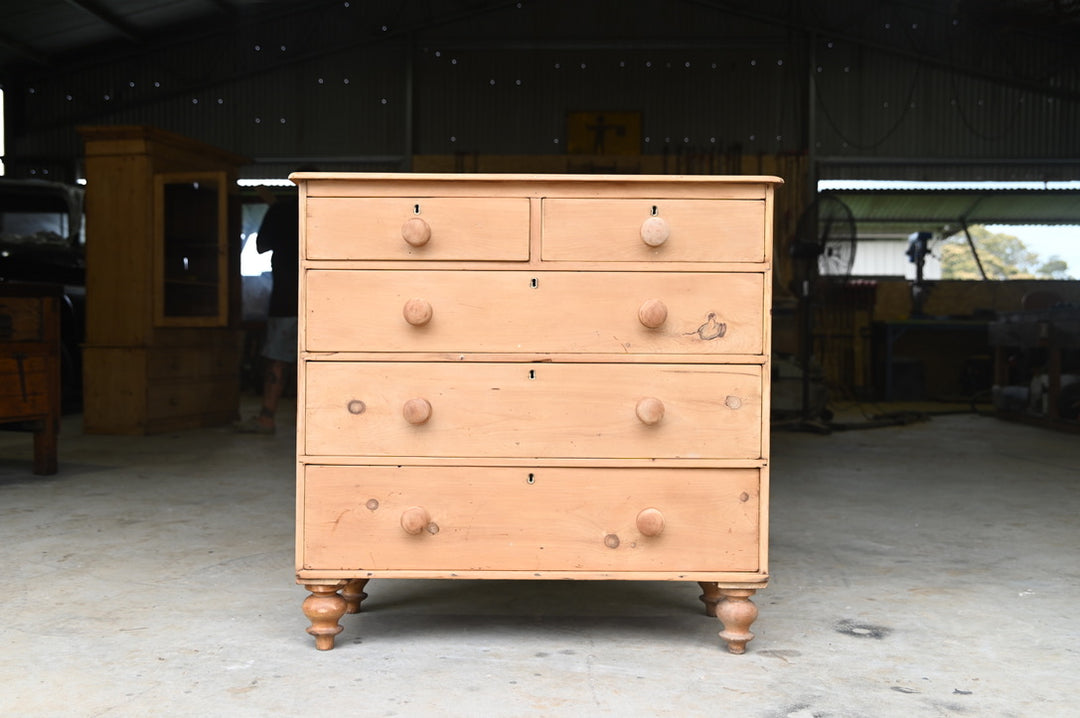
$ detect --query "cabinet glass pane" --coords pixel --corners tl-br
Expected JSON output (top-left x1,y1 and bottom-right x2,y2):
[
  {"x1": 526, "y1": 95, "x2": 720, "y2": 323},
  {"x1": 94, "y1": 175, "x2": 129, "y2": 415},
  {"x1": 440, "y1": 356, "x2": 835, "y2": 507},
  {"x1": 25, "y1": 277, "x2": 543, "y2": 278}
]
[{"x1": 161, "y1": 178, "x2": 221, "y2": 319}]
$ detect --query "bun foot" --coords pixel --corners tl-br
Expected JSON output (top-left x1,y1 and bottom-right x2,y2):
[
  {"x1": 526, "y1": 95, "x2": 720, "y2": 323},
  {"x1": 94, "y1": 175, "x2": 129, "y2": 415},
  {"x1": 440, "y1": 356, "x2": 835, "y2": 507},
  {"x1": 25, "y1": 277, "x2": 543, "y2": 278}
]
[
  {"x1": 697, "y1": 581, "x2": 721, "y2": 617},
  {"x1": 303, "y1": 583, "x2": 348, "y2": 650},
  {"x1": 342, "y1": 578, "x2": 371, "y2": 614},
  {"x1": 717, "y1": 588, "x2": 758, "y2": 654}
]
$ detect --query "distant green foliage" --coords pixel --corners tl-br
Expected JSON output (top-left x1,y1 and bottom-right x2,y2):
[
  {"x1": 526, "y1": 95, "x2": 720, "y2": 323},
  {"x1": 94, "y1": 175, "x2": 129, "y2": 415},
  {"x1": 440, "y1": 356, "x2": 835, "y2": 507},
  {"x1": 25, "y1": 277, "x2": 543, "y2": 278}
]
[{"x1": 939, "y1": 225, "x2": 1069, "y2": 279}]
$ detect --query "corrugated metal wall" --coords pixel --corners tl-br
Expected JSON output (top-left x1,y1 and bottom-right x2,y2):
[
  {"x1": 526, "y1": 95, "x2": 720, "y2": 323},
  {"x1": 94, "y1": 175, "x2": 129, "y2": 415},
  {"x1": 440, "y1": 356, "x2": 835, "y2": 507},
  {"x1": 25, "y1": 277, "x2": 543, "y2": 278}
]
[
  {"x1": 851, "y1": 239, "x2": 942, "y2": 280},
  {"x1": 4, "y1": 0, "x2": 1078, "y2": 182}
]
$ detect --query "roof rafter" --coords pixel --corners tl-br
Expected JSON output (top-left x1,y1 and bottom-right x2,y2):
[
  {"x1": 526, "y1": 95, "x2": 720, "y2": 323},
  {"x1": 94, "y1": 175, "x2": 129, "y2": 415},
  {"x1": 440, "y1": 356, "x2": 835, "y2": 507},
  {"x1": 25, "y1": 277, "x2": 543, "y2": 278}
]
[
  {"x1": 63, "y1": 0, "x2": 144, "y2": 44},
  {"x1": 0, "y1": 27, "x2": 49, "y2": 66}
]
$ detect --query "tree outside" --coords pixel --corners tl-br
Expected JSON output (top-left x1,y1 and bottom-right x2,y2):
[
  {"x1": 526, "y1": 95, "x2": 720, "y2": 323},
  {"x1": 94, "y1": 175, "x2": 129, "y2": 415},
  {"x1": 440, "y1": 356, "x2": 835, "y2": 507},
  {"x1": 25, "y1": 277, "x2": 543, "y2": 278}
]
[{"x1": 939, "y1": 225, "x2": 1071, "y2": 279}]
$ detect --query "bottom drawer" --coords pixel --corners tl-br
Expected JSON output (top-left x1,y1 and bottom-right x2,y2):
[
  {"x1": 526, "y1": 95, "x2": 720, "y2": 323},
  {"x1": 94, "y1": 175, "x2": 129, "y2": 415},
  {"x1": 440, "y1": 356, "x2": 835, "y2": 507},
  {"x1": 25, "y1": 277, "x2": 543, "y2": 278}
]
[{"x1": 301, "y1": 465, "x2": 760, "y2": 573}]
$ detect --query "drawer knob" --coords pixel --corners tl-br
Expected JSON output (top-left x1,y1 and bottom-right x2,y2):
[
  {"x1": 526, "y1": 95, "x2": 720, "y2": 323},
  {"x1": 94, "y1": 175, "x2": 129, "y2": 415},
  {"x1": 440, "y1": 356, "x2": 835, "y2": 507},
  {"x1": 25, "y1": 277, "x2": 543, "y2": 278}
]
[
  {"x1": 401, "y1": 217, "x2": 432, "y2": 247},
  {"x1": 402, "y1": 397, "x2": 433, "y2": 425},
  {"x1": 638, "y1": 298, "x2": 668, "y2": 328},
  {"x1": 402, "y1": 298, "x2": 433, "y2": 326},
  {"x1": 636, "y1": 508, "x2": 666, "y2": 537},
  {"x1": 400, "y1": 506, "x2": 431, "y2": 535},
  {"x1": 635, "y1": 397, "x2": 665, "y2": 425},
  {"x1": 640, "y1": 216, "x2": 670, "y2": 247}
]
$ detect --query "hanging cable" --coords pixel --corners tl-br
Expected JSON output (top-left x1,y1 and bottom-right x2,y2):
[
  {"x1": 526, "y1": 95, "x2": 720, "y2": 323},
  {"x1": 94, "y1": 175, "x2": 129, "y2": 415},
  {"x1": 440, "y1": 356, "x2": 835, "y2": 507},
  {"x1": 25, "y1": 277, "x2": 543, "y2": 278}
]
[
  {"x1": 961, "y1": 222, "x2": 989, "y2": 280},
  {"x1": 815, "y1": 59, "x2": 922, "y2": 151}
]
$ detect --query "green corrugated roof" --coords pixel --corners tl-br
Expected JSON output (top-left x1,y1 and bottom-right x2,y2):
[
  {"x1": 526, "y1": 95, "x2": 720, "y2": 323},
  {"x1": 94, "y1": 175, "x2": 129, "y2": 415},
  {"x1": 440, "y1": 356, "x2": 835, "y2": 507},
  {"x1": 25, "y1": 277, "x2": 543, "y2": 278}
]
[{"x1": 827, "y1": 189, "x2": 1080, "y2": 232}]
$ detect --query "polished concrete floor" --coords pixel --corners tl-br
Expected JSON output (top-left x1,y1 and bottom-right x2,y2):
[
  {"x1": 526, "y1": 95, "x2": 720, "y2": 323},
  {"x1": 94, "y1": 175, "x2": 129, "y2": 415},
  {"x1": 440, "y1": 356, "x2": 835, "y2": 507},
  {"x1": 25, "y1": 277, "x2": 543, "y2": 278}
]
[{"x1": 1, "y1": 399, "x2": 1076, "y2": 717}]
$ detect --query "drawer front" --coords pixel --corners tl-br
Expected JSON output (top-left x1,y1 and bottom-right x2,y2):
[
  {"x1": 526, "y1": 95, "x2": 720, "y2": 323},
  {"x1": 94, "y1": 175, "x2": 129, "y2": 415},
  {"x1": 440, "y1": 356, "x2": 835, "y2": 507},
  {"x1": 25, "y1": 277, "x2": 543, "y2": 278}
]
[
  {"x1": 305, "y1": 270, "x2": 764, "y2": 355},
  {"x1": 302, "y1": 465, "x2": 760, "y2": 572},
  {"x1": 304, "y1": 362, "x2": 762, "y2": 459},
  {"x1": 0, "y1": 296, "x2": 47, "y2": 342},
  {"x1": 542, "y1": 199, "x2": 766, "y2": 262},
  {"x1": 0, "y1": 355, "x2": 50, "y2": 417},
  {"x1": 305, "y1": 197, "x2": 530, "y2": 261}
]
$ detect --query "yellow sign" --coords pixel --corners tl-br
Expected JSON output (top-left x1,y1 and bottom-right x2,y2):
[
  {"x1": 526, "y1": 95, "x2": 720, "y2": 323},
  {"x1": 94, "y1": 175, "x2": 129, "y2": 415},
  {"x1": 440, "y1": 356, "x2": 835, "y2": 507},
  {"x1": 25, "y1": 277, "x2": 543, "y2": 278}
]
[{"x1": 566, "y1": 112, "x2": 641, "y2": 155}]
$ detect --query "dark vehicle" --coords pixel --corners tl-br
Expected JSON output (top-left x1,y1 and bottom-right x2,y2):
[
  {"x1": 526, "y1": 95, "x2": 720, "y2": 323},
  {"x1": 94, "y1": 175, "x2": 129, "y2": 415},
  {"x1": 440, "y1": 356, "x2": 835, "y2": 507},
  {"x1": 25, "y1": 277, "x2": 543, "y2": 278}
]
[{"x1": 0, "y1": 178, "x2": 86, "y2": 409}]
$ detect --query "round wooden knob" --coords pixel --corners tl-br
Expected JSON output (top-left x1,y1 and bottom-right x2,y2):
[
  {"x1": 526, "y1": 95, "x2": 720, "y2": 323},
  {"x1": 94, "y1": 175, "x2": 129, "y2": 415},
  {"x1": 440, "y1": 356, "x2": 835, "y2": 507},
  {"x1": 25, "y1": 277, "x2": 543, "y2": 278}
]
[
  {"x1": 402, "y1": 298, "x2": 433, "y2": 326},
  {"x1": 640, "y1": 216, "x2": 670, "y2": 247},
  {"x1": 638, "y1": 298, "x2": 668, "y2": 328},
  {"x1": 400, "y1": 506, "x2": 430, "y2": 535},
  {"x1": 635, "y1": 397, "x2": 665, "y2": 425},
  {"x1": 636, "y1": 508, "x2": 665, "y2": 537},
  {"x1": 402, "y1": 398, "x2": 432, "y2": 425},
  {"x1": 401, "y1": 217, "x2": 431, "y2": 247}
]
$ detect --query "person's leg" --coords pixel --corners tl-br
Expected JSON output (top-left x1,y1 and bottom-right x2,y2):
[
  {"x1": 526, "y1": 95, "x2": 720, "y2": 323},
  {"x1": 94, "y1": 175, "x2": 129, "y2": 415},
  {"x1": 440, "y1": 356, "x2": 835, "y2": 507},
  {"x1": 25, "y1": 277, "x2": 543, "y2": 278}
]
[
  {"x1": 258, "y1": 359, "x2": 286, "y2": 428},
  {"x1": 237, "y1": 315, "x2": 296, "y2": 434}
]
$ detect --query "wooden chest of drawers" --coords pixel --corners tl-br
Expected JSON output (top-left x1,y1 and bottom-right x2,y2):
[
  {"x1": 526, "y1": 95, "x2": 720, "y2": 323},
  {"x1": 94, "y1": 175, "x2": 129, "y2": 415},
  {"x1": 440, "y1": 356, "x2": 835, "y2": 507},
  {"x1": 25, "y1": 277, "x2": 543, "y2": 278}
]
[{"x1": 295, "y1": 173, "x2": 781, "y2": 653}]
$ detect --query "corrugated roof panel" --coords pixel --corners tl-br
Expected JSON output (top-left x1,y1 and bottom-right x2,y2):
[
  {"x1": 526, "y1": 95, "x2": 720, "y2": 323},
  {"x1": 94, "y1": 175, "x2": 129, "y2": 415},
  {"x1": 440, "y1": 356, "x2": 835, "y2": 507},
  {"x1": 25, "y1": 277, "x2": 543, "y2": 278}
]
[{"x1": 830, "y1": 189, "x2": 1080, "y2": 226}]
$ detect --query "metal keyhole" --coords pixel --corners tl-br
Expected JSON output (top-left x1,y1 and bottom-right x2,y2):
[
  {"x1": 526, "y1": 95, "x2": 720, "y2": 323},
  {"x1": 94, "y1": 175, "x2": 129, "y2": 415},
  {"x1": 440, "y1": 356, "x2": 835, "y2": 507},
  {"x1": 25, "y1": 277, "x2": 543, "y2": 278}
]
[{"x1": 413, "y1": 204, "x2": 421, "y2": 214}]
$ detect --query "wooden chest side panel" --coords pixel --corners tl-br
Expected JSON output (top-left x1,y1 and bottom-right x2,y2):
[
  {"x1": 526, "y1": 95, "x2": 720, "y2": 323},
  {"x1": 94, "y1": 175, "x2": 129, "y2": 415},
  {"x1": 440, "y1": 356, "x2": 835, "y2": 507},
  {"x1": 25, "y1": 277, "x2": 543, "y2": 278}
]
[
  {"x1": 301, "y1": 465, "x2": 761, "y2": 572},
  {"x1": 304, "y1": 362, "x2": 762, "y2": 459},
  {"x1": 305, "y1": 270, "x2": 764, "y2": 355}
]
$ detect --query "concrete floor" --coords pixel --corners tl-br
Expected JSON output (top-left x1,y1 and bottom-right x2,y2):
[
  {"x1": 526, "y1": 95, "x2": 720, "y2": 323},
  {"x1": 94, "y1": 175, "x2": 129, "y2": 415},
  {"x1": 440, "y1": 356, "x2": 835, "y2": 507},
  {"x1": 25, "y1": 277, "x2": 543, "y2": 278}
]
[{"x1": 1, "y1": 399, "x2": 1076, "y2": 717}]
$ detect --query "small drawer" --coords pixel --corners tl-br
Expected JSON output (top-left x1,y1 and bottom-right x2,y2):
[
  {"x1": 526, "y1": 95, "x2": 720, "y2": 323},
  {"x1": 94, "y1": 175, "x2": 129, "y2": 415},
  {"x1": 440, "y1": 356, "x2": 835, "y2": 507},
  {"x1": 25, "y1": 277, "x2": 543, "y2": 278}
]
[
  {"x1": 542, "y1": 198, "x2": 766, "y2": 262},
  {"x1": 305, "y1": 197, "x2": 530, "y2": 261},
  {"x1": 0, "y1": 296, "x2": 47, "y2": 342},
  {"x1": 304, "y1": 362, "x2": 762, "y2": 459},
  {"x1": 304, "y1": 269, "x2": 764, "y2": 355},
  {"x1": 301, "y1": 465, "x2": 761, "y2": 572}
]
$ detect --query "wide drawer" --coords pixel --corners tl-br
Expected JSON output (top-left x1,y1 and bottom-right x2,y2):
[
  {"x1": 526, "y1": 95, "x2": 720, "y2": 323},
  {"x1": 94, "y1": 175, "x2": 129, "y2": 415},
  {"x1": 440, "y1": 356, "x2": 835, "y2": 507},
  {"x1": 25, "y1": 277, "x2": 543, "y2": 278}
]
[
  {"x1": 304, "y1": 362, "x2": 762, "y2": 459},
  {"x1": 542, "y1": 198, "x2": 766, "y2": 262},
  {"x1": 304, "y1": 270, "x2": 764, "y2": 355},
  {"x1": 304, "y1": 197, "x2": 530, "y2": 261},
  {"x1": 301, "y1": 465, "x2": 760, "y2": 572}
]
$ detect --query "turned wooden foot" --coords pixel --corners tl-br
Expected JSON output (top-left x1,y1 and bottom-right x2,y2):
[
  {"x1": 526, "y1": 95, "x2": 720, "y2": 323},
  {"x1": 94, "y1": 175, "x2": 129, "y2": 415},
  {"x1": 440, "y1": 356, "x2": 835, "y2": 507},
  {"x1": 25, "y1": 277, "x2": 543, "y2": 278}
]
[
  {"x1": 302, "y1": 584, "x2": 348, "y2": 650},
  {"x1": 716, "y1": 588, "x2": 758, "y2": 654},
  {"x1": 697, "y1": 581, "x2": 721, "y2": 617},
  {"x1": 342, "y1": 578, "x2": 370, "y2": 614}
]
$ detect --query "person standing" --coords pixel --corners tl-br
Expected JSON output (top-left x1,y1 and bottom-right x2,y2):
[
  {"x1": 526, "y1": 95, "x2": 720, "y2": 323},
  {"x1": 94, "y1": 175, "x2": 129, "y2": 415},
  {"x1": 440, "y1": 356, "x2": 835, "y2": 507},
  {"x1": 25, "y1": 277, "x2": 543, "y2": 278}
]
[{"x1": 235, "y1": 182, "x2": 300, "y2": 434}]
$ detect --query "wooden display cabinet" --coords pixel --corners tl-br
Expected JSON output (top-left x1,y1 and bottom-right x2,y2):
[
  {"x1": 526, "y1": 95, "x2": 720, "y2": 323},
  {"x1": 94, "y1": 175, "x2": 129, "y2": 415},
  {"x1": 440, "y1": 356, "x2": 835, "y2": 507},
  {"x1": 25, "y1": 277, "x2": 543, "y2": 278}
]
[{"x1": 78, "y1": 126, "x2": 248, "y2": 434}]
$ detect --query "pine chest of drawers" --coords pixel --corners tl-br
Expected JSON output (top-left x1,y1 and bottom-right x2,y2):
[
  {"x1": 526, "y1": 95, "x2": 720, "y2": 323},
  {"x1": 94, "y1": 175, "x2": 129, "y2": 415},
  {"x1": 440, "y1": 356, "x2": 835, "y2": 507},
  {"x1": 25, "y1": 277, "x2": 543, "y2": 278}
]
[{"x1": 294, "y1": 173, "x2": 781, "y2": 653}]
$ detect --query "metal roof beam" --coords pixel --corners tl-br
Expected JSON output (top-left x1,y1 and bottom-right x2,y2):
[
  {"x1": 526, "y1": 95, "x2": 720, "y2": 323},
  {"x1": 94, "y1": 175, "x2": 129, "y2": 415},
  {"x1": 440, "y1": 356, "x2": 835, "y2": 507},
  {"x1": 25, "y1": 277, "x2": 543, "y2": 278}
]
[
  {"x1": 0, "y1": 28, "x2": 49, "y2": 66},
  {"x1": 62, "y1": 0, "x2": 143, "y2": 44}
]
